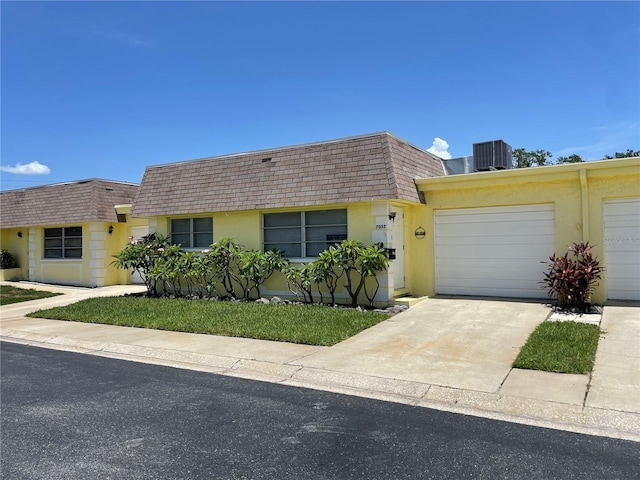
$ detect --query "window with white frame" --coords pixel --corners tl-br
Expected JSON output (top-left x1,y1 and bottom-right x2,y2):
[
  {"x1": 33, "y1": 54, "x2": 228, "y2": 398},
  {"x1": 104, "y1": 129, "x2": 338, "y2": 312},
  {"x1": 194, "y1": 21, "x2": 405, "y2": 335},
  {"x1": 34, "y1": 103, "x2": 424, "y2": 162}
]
[
  {"x1": 170, "y1": 217, "x2": 213, "y2": 249},
  {"x1": 44, "y1": 226, "x2": 83, "y2": 259},
  {"x1": 263, "y1": 209, "x2": 347, "y2": 258}
]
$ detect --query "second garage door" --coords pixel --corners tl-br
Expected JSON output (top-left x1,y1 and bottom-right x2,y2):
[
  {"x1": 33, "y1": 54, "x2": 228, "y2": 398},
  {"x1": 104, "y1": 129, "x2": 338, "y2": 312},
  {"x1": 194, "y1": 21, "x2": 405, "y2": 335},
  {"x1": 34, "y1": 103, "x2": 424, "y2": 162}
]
[
  {"x1": 435, "y1": 204, "x2": 556, "y2": 298},
  {"x1": 604, "y1": 198, "x2": 640, "y2": 301}
]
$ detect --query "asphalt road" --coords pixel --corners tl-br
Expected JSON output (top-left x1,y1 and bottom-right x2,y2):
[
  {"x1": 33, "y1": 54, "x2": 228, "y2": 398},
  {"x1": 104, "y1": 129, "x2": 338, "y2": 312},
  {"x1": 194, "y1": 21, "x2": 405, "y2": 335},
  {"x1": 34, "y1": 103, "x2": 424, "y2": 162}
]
[{"x1": 1, "y1": 342, "x2": 638, "y2": 480}]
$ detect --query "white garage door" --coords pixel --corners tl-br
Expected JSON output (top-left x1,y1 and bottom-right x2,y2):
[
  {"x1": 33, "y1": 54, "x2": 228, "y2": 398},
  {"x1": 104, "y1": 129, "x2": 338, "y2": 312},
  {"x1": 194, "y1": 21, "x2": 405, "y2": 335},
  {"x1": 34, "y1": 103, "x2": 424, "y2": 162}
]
[
  {"x1": 435, "y1": 204, "x2": 555, "y2": 298},
  {"x1": 604, "y1": 199, "x2": 640, "y2": 301}
]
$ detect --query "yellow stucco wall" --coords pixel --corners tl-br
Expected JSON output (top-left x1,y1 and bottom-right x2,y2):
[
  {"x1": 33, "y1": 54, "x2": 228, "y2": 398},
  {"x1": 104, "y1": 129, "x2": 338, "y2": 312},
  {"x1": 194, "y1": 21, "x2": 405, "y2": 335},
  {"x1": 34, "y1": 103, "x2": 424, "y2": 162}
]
[
  {"x1": 3, "y1": 204, "x2": 149, "y2": 288},
  {"x1": 110, "y1": 207, "x2": 150, "y2": 285},
  {"x1": 0, "y1": 227, "x2": 29, "y2": 280},
  {"x1": 403, "y1": 204, "x2": 430, "y2": 298},
  {"x1": 413, "y1": 158, "x2": 640, "y2": 303},
  {"x1": 32, "y1": 222, "x2": 88, "y2": 286},
  {"x1": 150, "y1": 203, "x2": 384, "y2": 250},
  {"x1": 145, "y1": 201, "x2": 401, "y2": 305}
]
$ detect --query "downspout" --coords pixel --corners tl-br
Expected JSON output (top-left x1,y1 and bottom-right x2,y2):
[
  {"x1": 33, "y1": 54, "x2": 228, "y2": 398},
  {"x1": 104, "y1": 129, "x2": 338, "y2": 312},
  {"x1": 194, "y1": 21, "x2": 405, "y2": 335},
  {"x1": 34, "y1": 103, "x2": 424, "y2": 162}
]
[{"x1": 579, "y1": 169, "x2": 589, "y2": 243}]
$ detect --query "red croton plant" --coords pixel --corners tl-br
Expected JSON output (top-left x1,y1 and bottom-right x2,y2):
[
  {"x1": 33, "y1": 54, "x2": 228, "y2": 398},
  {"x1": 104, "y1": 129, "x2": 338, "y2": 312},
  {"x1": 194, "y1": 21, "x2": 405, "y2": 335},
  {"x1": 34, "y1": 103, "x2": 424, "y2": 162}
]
[{"x1": 541, "y1": 241, "x2": 604, "y2": 311}]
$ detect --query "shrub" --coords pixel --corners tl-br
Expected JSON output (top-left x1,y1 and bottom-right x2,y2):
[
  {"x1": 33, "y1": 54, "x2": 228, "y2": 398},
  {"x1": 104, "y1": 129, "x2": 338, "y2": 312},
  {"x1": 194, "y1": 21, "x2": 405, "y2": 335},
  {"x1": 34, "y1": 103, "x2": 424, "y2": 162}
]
[
  {"x1": 282, "y1": 241, "x2": 390, "y2": 307},
  {"x1": 113, "y1": 236, "x2": 390, "y2": 307},
  {"x1": 206, "y1": 237, "x2": 245, "y2": 299},
  {"x1": 238, "y1": 248, "x2": 288, "y2": 299},
  {"x1": 112, "y1": 236, "x2": 287, "y2": 300},
  {"x1": 0, "y1": 249, "x2": 18, "y2": 269},
  {"x1": 314, "y1": 249, "x2": 341, "y2": 304},
  {"x1": 332, "y1": 240, "x2": 390, "y2": 307},
  {"x1": 111, "y1": 233, "x2": 171, "y2": 296},
  {"x1": 541, "y1": 241, "x2": 603, "y2": 311},
  {"x1": 146, "y1": 243, "x2": 184, "y2": 296},
  {"x1": 282, "y1": 263, "x2": 315, "y2": 303}
]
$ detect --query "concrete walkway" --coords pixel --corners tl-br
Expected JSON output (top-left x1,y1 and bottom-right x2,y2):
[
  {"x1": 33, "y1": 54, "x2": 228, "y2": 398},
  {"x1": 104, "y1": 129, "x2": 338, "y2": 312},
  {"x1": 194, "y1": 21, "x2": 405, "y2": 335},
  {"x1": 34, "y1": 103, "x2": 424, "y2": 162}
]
[{"x1": 1, "y1": 282, "x2": 639, "y2": 441}]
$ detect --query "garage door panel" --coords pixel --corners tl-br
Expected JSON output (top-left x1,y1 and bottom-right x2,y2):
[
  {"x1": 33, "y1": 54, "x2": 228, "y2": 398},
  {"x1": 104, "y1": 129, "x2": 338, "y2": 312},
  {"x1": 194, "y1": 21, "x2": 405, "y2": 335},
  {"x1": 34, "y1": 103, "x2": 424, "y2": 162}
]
[
  {"x1": 606, "y1": 222, "x2": 640, "y2": 232},
  {"x1": 436, "y1": 215, "x2": 554, "y2": 231},
  {"x1": 606, "y1": 219, "x2": 640, "y2": 229},
  {"x1": 605, "y1": 201, "x2": 640, "y2": 217},
  {"x1": 606, "y1": 280, "x2": 639, "y2": 300},
  {"x1": 607, "y1": 243, "x2": 640, "y2": 254},
  {"x1": 436, "y1": 210, "x2": 554, "y2": 220},
  {"x1": 604, "y1": 199, "x2": 640, "y2": 301},
  {"x1": 436, "y1": 262, "x2": 548, "y2": 273},
  {"x1": 435, "y1": 217, "x2": 553, "y2": 230},
  {"x1": 438, "y1": 277, "x2": 542, "y2": 289},
  {"x1": 435, "y1": 204, "x2": 555, "y2": 299},
  {"x1": 436, "y1": 243, "x2": 554, "y2": 260},
  {"x1": 437, "y1": 258, "x2": 548, "y2": 271},
  {"x1": 607, "y1": 260, "x2": 640, "y2": 271},
  {"x1": 441, "y1": 234, "x2": 553, "y2": 246},
  {"x1": 436, "y1": 239, "x2": 554, "y2": 254},
  {"x1": 607, "y1": 272, "x2": 640, "y2": 282},
  {"x1": 437, "y1": 226, "x2": 552, "y2": 239},
  {"x1": 436, "y1": 204, "x2": 553, "y2": 218},
  {"x1": 438, "y1": 281, "x2": 546, "y2": 298}
]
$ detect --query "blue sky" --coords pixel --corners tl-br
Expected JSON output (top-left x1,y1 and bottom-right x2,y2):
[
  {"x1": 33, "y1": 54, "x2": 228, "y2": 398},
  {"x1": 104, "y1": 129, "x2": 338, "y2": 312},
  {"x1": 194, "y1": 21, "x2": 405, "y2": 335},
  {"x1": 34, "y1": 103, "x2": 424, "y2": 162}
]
[{"x1": 1, "y1": 1, "x2": 639, "y2": 191}]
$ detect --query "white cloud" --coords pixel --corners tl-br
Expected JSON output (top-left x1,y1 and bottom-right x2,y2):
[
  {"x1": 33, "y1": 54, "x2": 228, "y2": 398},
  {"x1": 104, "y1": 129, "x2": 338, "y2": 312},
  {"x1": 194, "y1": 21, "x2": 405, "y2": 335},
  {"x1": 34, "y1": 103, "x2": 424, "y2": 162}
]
[
  {"x1": 0, "y1": 161, "x2": 51, "y2": 175},
  {"x1": 427, "y1": 137, "x2": 452, "y2": 160}
]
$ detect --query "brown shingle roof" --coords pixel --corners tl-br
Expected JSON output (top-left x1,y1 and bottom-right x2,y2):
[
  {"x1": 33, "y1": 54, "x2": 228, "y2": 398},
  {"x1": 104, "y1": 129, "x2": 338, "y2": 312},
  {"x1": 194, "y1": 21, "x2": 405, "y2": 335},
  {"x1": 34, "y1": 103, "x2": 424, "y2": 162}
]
[
  {"x1": 131, "y1": 132, "x2": 444, "y2": 217},
  {"x1": 0, "y1": 179, "x2": 140, "y2": 228}
]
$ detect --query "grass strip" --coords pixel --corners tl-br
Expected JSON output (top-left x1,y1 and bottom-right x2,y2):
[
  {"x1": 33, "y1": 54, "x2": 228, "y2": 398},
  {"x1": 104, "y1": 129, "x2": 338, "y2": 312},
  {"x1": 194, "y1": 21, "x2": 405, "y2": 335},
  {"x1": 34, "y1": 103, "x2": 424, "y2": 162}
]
[
  {"x1": 0, "y1": 285, "x2": 63, "y2": 305},
  {"x1": 513, "y1": 320, "x2": 602, "y2": 374},
  {"x1": 26, "y1": 296, "x2": 389, "y2": 346}
]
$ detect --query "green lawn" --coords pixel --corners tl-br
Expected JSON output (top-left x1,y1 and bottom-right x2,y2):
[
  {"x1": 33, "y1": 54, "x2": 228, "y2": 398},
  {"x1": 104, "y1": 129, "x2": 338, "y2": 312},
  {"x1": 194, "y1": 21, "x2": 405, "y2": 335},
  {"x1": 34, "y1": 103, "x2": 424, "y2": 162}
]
[
  {"x1": 0, "y1": 284, "x2": 63, "y2": 305},
  {"x1": 26, "y1": 296, "x2": 389, "y2": 346},
  {"x1": 513, "y1": 321, "x2": 602, "y2": 374}
]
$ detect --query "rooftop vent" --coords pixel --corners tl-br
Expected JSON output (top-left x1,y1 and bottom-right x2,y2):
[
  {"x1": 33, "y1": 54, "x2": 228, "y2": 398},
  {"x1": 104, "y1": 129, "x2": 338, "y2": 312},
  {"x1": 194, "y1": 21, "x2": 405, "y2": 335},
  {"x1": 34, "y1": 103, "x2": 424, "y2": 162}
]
[{"x1": 473, "y1": 140, "x2": 512, "y2": 171}]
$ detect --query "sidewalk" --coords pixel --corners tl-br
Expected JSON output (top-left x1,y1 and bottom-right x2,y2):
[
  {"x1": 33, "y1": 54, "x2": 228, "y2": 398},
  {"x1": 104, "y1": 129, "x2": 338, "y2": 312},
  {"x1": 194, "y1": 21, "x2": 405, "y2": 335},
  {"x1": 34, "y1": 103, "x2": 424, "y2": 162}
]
[{"x1": 1, "y1": 282, "x2": 638, "y2": 441}]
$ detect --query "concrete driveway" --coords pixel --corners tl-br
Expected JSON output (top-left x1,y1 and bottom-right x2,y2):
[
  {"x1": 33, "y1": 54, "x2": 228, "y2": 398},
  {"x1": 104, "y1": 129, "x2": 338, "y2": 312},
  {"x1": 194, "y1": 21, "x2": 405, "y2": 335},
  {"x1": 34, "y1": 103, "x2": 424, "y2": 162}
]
[
  {"x1": 295, "y1": 297, "x2": 550, "y2": 393},
  {"x1": 587, "y1": 305, "x2": 640, "y2": 413}
]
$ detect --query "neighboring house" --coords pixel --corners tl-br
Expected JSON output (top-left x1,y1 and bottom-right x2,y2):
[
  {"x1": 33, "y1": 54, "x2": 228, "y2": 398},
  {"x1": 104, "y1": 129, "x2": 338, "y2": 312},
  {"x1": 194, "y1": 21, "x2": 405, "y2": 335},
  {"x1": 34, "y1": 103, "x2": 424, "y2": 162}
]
[
  {"x1": 415, "y1": 157, "x2": 640, "y2": 303},
  {"x1": 0, "y1": 179, "x2": 145, "y2": 287},
  {"x1": 131, "y1": 131, "x2": 445, "y2": 305}
]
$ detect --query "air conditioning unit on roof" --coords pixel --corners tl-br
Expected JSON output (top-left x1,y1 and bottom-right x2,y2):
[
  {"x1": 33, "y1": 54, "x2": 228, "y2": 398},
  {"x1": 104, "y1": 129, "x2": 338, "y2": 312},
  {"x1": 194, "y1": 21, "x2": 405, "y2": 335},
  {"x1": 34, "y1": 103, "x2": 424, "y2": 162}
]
[{"x1": 473, "y1": 140, "x2": 512, "y2": 171}]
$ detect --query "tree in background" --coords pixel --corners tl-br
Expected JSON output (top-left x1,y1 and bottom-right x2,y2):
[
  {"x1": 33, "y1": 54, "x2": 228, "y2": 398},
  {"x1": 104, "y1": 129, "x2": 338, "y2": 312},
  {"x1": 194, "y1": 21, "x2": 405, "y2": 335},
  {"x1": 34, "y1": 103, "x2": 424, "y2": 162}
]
[
  {"x1": 604, "y1": 149, "x2": 640, "y2": 159},
  {"x1": 513, "y1": 147, "x2": 639, "y2": 168},
  {"x1": 512, "y1": 148, "x2": 553, "y2": 168},
  {"x1": 556, "y1": 154, "x2": 584, "y2": 164}
]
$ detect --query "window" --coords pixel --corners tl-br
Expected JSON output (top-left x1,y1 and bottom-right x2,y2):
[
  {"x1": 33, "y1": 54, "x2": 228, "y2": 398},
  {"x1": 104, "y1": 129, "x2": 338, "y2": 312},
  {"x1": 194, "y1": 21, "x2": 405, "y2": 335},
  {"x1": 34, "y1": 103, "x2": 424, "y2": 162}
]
[
  {"x1": 44, "y1": 226, "x2": 82, "y2": 259},
  {"x1": 170, "y1": 217, "x2": 213, "y2": 249},
  {"x1": 263, "y1": 209, "x2": 347, "y2": 258}
]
